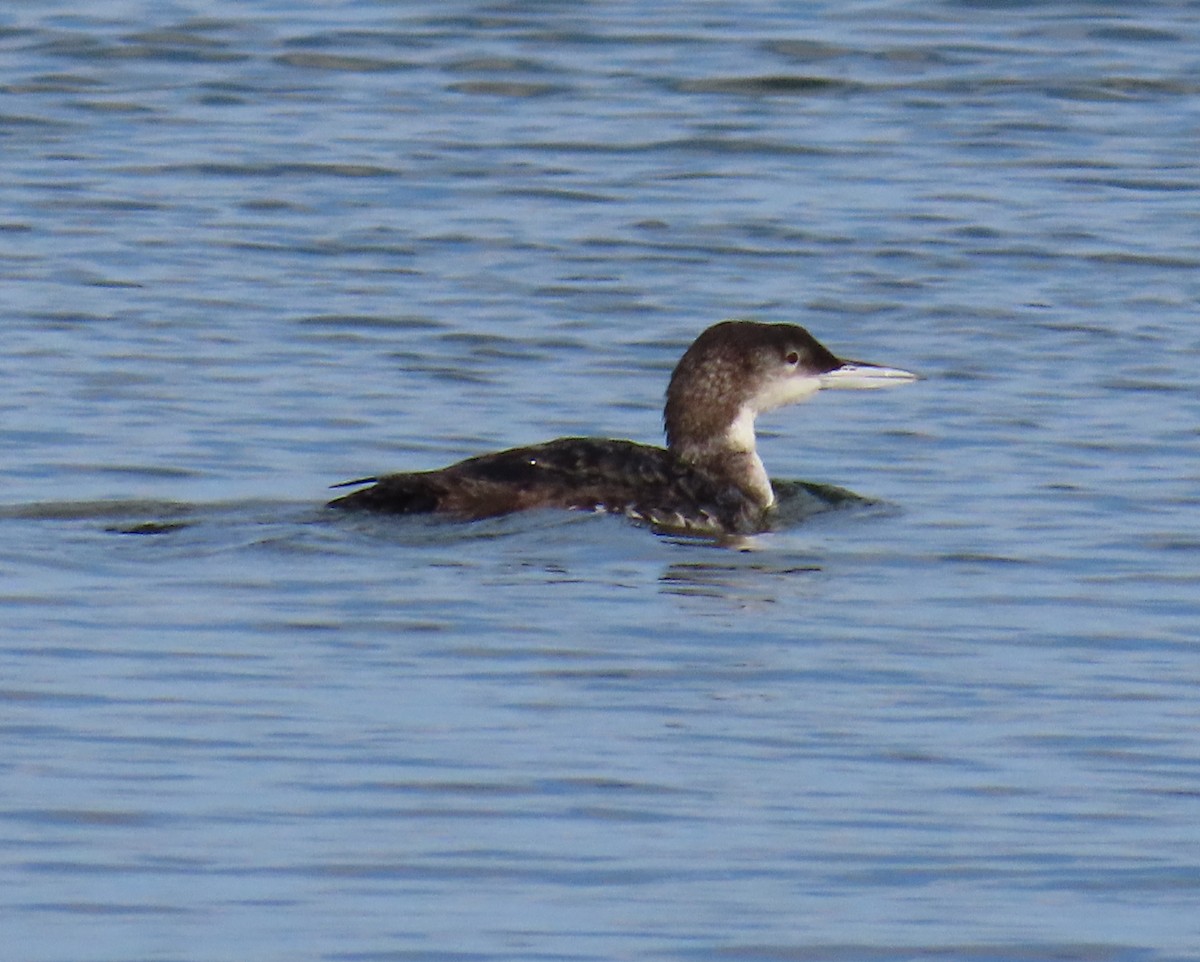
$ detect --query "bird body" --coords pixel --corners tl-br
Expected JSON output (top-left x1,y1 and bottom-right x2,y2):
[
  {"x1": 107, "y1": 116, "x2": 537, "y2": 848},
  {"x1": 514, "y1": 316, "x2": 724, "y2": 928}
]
[{"x1": 330, "y1": 320, "x2": 916, "y2": 535}]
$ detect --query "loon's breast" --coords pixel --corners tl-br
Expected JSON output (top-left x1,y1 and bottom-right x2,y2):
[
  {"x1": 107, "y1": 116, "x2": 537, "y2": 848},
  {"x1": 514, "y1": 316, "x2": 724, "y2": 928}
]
[{"x1": 329, "y1": 437, "x2": 767, "y2": 535}]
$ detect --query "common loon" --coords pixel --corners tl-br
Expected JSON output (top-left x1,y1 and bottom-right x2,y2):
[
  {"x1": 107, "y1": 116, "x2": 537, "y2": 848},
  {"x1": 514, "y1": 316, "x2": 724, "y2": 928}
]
[{"x1": 329, "y1": 320, "x2": 916, "y2": 535}]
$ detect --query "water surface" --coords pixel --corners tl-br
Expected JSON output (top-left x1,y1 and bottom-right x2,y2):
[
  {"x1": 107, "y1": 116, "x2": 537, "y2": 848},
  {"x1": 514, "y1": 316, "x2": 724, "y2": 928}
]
[{"x1": 3, "y1": 2, "x2": 1200, "y2": 960}]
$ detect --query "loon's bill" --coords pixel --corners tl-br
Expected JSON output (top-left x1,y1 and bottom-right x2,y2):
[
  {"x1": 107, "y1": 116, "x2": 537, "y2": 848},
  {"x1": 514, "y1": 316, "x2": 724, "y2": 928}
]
[
  {"x1": 330, "y1": 319, "x2": 917, "y2": 536},
  {"x1": 818, "y1": 361, "x2": 920, "y2": 390}
]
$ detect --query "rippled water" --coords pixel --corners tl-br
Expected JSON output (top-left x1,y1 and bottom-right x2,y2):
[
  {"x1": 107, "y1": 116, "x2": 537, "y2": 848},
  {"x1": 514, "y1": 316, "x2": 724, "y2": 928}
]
[{"x1": 3, "y1": 2, "x2": 1200, "y2": 960}]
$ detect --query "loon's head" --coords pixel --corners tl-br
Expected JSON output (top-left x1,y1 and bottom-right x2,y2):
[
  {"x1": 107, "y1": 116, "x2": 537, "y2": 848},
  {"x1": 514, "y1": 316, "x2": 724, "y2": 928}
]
[{"x1": 664, "y1": 320, "x2": 916, "y2": 504}]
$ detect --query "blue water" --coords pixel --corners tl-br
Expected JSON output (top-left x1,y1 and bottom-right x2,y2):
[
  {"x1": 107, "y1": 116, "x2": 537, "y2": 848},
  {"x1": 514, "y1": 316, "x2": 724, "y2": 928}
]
[{"x1": 3, "y1": 2, "x2": 1200, "y2": 960}]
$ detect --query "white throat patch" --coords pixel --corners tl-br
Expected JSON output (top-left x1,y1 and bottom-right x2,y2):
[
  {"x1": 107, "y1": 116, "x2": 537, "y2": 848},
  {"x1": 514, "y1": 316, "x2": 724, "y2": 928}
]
[
  {"x1": 723, "y1": 406, "x2": 758, "y2": 452},
  {"x1": 750, "y1": 374, "x2": 822, "y2": 414}
]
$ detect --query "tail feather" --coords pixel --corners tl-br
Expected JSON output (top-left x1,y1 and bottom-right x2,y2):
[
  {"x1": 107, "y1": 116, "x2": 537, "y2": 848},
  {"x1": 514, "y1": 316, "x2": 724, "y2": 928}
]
[{"x1": 328, "y1": 475, "x2": 444, "y2": 513}]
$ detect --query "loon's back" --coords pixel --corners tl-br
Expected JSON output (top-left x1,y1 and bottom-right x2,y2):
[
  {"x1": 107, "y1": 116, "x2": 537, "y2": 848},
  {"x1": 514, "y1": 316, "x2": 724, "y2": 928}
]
[{"x1": 329, "y1": 438, "x2": 767, "y2": 535}]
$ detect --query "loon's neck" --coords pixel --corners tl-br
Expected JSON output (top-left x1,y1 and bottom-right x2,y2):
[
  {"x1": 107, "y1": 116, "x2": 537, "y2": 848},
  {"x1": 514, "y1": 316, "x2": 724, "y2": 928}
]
[{"x1": 669, "y1": 406, "x2": 775, "y2": 509}]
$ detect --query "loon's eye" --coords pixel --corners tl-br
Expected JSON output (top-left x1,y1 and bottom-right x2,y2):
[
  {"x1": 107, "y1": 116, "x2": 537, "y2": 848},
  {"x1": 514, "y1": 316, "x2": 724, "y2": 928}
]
[{"x1": 785, "y1": 351, "x2": 800, "y2": 366}]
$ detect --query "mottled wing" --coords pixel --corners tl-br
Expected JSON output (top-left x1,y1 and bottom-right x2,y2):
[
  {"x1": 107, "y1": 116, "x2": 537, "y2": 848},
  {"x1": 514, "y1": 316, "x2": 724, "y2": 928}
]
[{"x1": 329, "y1": 437, "x2": 764, "y2": 534}]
